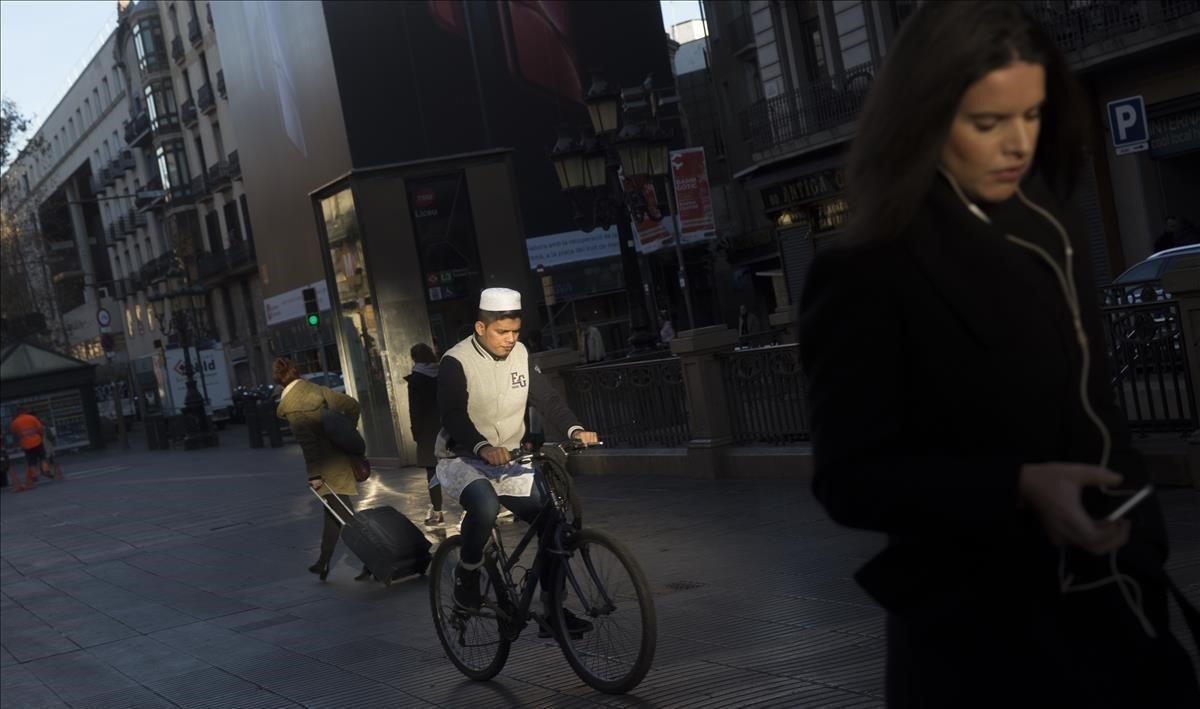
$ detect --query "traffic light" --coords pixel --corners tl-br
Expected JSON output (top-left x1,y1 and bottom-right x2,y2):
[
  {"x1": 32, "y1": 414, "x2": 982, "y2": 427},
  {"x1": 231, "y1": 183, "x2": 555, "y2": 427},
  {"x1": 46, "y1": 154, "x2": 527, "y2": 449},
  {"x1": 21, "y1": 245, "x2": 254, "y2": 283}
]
[{"x1": 303, "y1": 287, "x2": 320, "y2": 327}]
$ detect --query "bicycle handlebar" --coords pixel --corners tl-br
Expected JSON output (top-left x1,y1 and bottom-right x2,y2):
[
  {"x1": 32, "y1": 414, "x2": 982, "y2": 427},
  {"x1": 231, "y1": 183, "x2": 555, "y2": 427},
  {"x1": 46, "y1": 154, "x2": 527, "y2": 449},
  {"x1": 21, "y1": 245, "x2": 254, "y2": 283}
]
[{"x1": 508, "y1": 440, "x2": 604, "y2": 464}]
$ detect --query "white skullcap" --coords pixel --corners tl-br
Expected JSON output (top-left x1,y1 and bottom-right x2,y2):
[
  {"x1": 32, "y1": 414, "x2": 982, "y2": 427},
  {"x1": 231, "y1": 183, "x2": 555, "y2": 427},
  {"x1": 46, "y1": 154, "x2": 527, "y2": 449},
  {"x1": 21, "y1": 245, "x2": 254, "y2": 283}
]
[{"x1": 479, "y1": 287, "x2": 522, "y2": 312}]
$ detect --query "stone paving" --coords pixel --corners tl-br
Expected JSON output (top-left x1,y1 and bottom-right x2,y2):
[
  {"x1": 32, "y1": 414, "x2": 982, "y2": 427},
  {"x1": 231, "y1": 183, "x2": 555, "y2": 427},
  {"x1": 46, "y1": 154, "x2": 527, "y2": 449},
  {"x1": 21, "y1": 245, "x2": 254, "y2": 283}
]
[{"x1": 2, "y1": 428, "x2": 1198, "y2": 708}]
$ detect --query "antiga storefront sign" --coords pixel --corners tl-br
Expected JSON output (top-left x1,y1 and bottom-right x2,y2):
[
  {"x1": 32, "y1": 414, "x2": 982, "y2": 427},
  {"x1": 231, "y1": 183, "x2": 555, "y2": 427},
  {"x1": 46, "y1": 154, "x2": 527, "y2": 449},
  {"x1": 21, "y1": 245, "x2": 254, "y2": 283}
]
[{"x1": 761, "y1": 168, "x2": 846, "y2": 213}]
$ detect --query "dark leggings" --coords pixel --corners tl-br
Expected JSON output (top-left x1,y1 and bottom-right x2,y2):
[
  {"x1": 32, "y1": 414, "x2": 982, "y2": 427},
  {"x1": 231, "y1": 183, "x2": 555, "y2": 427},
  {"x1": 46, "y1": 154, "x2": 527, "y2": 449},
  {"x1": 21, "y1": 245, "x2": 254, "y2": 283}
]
[
  {"x1": 319, "y1": 494, "x2": 354, "y2": 564},
  {"x1": 426, "y1": 466, "x2": 442, "y2": 511},
  {"x1": 458, "y1": 477, "x2": 557, "y2": 593}
]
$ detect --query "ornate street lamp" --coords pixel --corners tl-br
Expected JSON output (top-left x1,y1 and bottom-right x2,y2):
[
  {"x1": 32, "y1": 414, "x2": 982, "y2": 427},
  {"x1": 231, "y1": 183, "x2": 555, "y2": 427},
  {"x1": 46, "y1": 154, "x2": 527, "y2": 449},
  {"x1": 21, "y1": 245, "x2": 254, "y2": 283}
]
[
  {"x1": 584, "y1": 76, "x2": 621, "y2": 135},
  {"x1": 550, "y1": 127, "x2": 586, "y2": 192},
  {"x1": 148, "y1": 261, "x2": 217, "y2": 449}
]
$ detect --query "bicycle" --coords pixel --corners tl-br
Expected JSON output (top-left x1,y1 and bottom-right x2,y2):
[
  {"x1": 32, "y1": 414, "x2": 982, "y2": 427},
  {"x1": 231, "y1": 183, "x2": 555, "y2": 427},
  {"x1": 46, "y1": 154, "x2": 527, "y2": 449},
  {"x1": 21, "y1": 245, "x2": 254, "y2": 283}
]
[{"x1": 428, "y1": 440, "x2": 656, "y2": 694}]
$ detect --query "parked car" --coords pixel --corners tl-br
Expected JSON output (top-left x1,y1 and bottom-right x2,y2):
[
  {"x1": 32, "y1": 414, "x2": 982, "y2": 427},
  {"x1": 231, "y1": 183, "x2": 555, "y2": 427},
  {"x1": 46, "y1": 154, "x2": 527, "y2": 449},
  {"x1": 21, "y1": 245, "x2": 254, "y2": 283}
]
[
  {"x1": 1104, "y1": 244, "x2": 1200, "y2": 304},
  {"x1": 300, "y1": 371, "x2": 346, "y2": 393}
]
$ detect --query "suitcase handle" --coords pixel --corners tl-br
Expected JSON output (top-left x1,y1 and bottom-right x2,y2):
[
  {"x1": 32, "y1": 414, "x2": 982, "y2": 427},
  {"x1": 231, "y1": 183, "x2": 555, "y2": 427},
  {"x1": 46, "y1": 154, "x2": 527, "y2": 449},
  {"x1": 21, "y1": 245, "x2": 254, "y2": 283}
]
[{"x1": 308, "y1": 484, "x2": 355, "y2": 525}]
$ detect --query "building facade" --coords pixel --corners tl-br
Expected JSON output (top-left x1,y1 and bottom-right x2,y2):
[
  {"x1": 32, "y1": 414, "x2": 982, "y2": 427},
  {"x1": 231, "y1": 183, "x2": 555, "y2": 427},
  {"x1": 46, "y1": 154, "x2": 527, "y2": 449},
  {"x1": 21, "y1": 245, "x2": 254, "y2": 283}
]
[{"x1": 699, "y1": 0, "x2": 1199, "y2": 319}]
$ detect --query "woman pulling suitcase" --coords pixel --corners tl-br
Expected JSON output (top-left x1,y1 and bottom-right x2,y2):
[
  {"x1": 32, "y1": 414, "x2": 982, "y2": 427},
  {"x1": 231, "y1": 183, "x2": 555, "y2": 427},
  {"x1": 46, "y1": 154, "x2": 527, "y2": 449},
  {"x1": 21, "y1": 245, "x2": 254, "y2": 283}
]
[{"x1": 273, "y1": 357, "x2": 366, "y2": 581}]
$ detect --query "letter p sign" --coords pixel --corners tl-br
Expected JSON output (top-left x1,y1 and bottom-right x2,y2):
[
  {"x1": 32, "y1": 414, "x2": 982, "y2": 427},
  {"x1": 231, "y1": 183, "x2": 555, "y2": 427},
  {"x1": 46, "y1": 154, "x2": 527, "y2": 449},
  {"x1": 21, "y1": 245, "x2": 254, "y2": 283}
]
[{"x1": 1107, "y1": 96, "x2": 1148, "y2": 155}]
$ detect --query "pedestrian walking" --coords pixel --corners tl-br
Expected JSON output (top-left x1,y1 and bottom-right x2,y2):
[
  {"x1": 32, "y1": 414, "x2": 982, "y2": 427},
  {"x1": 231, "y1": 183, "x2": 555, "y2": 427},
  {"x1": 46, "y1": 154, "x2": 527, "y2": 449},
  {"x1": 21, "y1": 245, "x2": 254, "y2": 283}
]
[
  {"x1": 273, "y1": 357, "x2": 365, "y2": 581},
  {"x1": 797, "y1": 3, "x2": 1199, "y2": 707},
  {"x1": 7, "y1": 409, "x2": 49, "y2": 492},
  {"x1": 405, "y1": 342, "x2": 444, "y2": 529}
]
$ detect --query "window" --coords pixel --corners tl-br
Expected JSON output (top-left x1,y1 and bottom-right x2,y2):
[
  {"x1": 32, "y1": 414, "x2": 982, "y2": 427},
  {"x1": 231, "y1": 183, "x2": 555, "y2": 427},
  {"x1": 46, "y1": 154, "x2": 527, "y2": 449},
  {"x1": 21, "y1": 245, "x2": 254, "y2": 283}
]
[
  {"x1": 155, "y1": 140, "x2": 189, "y2": 190},
  {"x1": 101, "y1": 77, "x2": 111, "y2": 104},
  {"x1": 102, "y1": 140, "x2": 111, "y2": 162},
  {"x1": 68, "y1": 118, "x2": 76, "y2": 144},
  {"x1": 211, "y1": 122, "x2": 225, "y2": 159},
  {"x1": 54, "y1": 136, "x2": 61, "y2": 158},
  {"x1": 132, "y1": 17, "x2": 168, "y2": 74},
  {"x1": 205, "y1": 210, "x2": 222, "y2": 252},
  {"x1": 188, "y1": 0, "x2": 200, "y2": 22},
  {"x1": 168, "y1": 5, "x2": 180, "y2": 36},
  {"x1": 239, "y1": 194, "x2": 253, "y2": 242},
  {"x1": 181, "y1": 64, "x2": 194, "y2": 97},
  {"x1": 802, "y1": 17, "x2": 828, "y2": 82},
  {"x1": 112, "y1": 130, "x2": 120, "y2": 150},
  {"x1": 22, "y1": 174, "x2": 30, "y2": 192},
  {"x1": 92, "y1": 88, "x2": 100, "y2": 112},
  {"x1": 93, "y1": 149, "x2": 101, "y2": 168},
  {"x1": 112, "y1": 66, "x2": 122, "y2": 92},
  {"x1": 199, "y1": 50, "x2": 212, "y2": 85},
  {"x1": 143, "y1": 79, "x2": 179, "y2": 131},
  {"x1": 223, "y1": 200, "x2": 242, "y2": 242},
  {"x1": 84, "y1": 99, "x2": 92, "y2": 125}
]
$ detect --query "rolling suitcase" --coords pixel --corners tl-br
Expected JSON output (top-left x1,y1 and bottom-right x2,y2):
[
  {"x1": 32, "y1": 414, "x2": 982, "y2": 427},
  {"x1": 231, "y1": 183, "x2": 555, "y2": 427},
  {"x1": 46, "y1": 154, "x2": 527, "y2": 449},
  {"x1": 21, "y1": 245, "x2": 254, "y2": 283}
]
[{"x1": 310, "y1": 489, "x2": 432, "y2": 584}]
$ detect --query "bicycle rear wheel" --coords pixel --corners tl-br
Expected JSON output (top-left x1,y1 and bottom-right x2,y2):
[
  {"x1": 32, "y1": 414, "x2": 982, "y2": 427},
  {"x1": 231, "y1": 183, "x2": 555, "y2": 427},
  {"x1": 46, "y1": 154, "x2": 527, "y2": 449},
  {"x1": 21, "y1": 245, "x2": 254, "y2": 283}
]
[
  {"x1": 429, "y1": 535, "x2": 511, "y2": 681},
  {"x1": 553, "y1": 528, "x2": 656, "y2": 694}
]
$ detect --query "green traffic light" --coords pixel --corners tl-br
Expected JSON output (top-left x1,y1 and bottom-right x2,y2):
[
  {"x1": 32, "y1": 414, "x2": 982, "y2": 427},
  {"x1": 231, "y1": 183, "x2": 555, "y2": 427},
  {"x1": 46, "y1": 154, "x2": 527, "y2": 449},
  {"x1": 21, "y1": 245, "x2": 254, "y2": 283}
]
[{"x1": 307, "y1": 314, "x2": 320, "y2": 327}]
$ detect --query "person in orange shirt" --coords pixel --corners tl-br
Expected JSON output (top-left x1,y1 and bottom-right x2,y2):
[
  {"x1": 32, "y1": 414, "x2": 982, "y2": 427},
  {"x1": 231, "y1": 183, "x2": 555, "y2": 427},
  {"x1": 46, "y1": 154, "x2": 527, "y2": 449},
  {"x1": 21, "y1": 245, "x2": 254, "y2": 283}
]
[{"x1": 8, "y1": 409, "x2": 48, "y2": 492}]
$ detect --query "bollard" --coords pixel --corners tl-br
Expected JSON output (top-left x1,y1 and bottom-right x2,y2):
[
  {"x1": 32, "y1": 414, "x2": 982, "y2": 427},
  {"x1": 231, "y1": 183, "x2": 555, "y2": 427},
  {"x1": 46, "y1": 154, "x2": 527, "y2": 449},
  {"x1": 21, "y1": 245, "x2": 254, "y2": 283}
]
[
  {"x1": 260, "y1": 401, "x2": 283, "y2": 448},
  {"x1": 245, "y1": 404, "x2": 263, "y2": 449}
]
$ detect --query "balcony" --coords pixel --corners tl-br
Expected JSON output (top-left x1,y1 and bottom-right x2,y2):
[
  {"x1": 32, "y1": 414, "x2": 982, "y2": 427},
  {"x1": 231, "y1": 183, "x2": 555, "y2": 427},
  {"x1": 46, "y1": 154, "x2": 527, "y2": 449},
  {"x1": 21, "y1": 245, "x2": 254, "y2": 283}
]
[
  {"x1": 727, "y1": 12, "x2": 755, "y2": 55},
  {"x1": 171, "y1": 35, "x2": 185, "y2": 65},
  {"x1": 116, "y1": 150, "x2": 136, "y2": 172},
  {"x1": 227, "y1": 149, "x2": 240, "y2": 179},
  {"x1": 106, "y1": 224, "x2": 123, "y2": 244},
  {"x1": 181, "y1": 98, "x2": 198, "y2": 127},
  {"x1": 226, "y1": 238, "x2": 256, "y2": 269},
  {"x1": 191, "y1": 173, "x2": 215, "y2": 201},
  {"x1": 1023, "y1": 1, "x2": 1200, "y2": 71},
  {"x1": 217, "y1": 69, "x2": 226, "y2": 99},
  {"x1": 207, "y1": 160, "x2": 233, "y2": 189},
  {"x1": 124, "y1": 110, "x2": 152, "y2": 146},
  {"x1": 188, "y1": 17, "x2": 202, "y2": 46},
  {"x1": 747, "y1": 60, "x2": 875, "y2": 154},
  {"x1": 198, "y1": 83, "x2": 216, "y2": 114},
  {"x1": 122, "y1": 216, "x2": 138, "y2": 235},
  {"x1": 140, "y1": 252, "x2": 176, "y2": 285},
  {"x1": 90, "y1": 175, "x2": 105, "y2": 195},
  {"x1": 197, "y1": 248, "x2": 226, "y2": 280},
  {"x1": 125, "y1": 274, "x2": 144, "y2": 295},
  {"x1": 128, "y1": 209, "x2": 148, "y2": 229},
  {"x1": 165, "y1": 182, "x2": 200, "y2": 208},
  {"x1": 101, "y1": 166, "x2": 117, "y2": 188}
]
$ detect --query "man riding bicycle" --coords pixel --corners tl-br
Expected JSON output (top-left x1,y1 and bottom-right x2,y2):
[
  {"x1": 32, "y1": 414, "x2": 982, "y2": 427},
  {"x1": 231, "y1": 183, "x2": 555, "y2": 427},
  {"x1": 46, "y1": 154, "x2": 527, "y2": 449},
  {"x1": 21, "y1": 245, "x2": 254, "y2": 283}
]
[{"x1": 435, "y1": 287, "x2": 599, "y2": 636}]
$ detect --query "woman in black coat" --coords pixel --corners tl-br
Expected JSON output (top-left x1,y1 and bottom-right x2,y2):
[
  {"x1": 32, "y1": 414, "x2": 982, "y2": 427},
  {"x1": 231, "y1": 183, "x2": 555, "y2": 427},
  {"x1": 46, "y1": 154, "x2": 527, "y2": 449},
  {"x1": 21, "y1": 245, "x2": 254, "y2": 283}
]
[
  {"x1": 797, "y1": 3, "x2": 1198, "y2": 707},
  {"x1": 405, "y1": 343, "x2": 443, "y2": 527}
]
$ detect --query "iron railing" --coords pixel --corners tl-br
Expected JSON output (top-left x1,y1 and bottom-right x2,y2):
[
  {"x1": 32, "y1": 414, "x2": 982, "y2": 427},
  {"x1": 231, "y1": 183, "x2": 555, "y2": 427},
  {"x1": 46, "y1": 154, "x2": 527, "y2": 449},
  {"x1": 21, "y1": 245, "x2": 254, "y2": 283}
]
[
  {"x1": 217, "y1": 69, "x2": 226, "y2": 99},
  {"x1": 124, "y1": 110, "x2": 151, "y2": 146},
  {"x1": 227, "y1": 149, "x2": 240, "y2": 177},
  {"x1": 226, "y1": 238, "x2": 256, "y2": 267},
  {"x1": 171, "y1": 35, "x2": 185, "y2": 65},
  {"x1": 1099, "y1": 282, "x2": 1197, "y2": 433},
  {"x1": 563, "y1": 357, "x2": 690, "y2": 447},
  {"x1": 1024, "y1": 1, "x2": 1200, "y2": 54},
  {"x1": 181, "y1": 98, "x2": 198, "y2": 126},
  {"x1": 720, "y1": 344, "x2": 810, "y2": 445},
  {"x1": 747, "y1": 60, "x2": 875, "y2": 153},
  {"x1": 188, "y1": 17, "x2": 202, "y2": 45}
]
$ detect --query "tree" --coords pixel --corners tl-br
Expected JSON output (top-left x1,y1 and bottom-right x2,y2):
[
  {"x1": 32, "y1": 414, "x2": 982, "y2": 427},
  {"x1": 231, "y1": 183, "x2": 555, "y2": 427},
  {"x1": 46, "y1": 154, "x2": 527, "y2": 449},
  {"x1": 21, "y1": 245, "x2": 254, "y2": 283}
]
[{"x1": 1, "y1": 96, "x2": 34, "y2": 170}]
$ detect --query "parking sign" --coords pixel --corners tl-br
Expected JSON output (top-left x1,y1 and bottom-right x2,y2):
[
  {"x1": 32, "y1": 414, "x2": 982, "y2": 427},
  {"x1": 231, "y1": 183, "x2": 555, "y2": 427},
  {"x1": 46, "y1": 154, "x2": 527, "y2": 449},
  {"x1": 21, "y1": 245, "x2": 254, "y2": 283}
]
[{"x1": 1107, "y1": 95, "x2": 1149, "y2": 155}]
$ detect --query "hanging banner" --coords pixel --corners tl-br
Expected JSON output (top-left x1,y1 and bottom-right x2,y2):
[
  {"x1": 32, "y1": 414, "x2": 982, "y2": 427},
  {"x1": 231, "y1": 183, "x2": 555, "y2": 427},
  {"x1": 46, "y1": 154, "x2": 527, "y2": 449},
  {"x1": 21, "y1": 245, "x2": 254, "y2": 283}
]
[
  {"x1": 619, "y1": 170, "x2": 674, "y2": 254},
  {"x1": 669, "y1": 147, "x2": 716, "y2": 244}
]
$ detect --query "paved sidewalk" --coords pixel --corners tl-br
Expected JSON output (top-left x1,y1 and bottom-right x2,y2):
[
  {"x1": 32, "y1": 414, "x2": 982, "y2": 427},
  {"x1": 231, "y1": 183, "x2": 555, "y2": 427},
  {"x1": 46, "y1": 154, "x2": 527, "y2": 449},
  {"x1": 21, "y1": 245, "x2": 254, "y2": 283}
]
[{"x1": 2, "y1": 428, "x2": 1198, "y2": 707}]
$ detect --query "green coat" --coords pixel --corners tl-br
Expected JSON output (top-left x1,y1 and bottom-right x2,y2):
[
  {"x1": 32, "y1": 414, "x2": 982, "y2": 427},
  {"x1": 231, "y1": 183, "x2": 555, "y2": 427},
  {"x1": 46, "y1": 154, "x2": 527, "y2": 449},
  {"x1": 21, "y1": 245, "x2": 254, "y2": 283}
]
[{"x1": 276, "y1": 379, "x2": 361, "y2": 496}]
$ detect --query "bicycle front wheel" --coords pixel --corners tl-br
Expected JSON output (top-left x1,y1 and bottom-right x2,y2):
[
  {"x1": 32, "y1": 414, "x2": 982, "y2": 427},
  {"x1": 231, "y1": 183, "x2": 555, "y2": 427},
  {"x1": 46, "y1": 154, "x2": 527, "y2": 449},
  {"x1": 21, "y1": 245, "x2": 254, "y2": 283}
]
[
  {"x1": 553, "y1": 528, "x2": 656, "y2": 694},
  {"x1": 429, "y1": 535, "x2": 511, "y2": 681}
]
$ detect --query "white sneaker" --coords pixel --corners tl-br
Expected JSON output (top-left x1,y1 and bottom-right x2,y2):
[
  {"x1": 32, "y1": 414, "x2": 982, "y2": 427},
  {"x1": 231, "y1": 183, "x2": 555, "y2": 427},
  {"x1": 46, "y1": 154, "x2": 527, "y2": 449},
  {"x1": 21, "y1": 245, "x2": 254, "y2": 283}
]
[
  {"x1": 497, "y1": 508, "x2": 515, "y2": 524},
  {"x1": 424, "y1": 507, "x2": 445, "y2": 528}
]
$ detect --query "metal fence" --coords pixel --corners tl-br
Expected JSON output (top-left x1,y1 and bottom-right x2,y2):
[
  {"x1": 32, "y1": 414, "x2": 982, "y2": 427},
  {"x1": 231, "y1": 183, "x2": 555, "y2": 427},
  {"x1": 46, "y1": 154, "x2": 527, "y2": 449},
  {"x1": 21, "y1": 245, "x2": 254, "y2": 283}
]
[
  {"x1": 1099, "y1": 285, "x2": 1197, "y2": 433},
  {"x1": 747, "y1": 60, "x2": 875, "y2": 153},
  {"x1": 720, "y1": 344, "x2": 810, "y2": 445},
  {"x1": 562, "y1": 358, "x2": 690, "y2": 448},
  {"x1": 1024, "y1": 1, "x2": 1200, "y2": 53}
]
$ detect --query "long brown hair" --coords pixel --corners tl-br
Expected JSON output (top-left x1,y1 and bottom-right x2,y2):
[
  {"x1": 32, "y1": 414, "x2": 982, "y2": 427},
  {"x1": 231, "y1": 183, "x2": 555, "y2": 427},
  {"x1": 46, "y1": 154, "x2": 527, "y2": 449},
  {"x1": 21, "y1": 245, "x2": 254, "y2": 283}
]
[
  {"x1": 272, "y1": 357, "x2": 300, "y2": 386},
  {"x1": 847, "y1": 1, "x2": 1086, "y2": 243}
]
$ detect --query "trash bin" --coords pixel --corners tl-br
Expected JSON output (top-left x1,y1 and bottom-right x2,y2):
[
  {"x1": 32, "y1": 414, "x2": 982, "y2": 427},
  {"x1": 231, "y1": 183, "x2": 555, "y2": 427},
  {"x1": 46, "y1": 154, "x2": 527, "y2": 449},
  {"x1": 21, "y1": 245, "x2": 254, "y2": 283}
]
[
  {"x1": 245, "y1": 403, "x2": 263, "y2": 449},
  {"x1": 260, "y1": 401, "x2": 283, "y2": 448}
]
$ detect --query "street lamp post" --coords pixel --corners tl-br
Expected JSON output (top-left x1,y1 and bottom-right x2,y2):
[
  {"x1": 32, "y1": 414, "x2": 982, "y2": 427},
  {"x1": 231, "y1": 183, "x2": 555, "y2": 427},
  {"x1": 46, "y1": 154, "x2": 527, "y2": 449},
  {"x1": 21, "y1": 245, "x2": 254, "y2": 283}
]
[
  {"x1": 148, "y1": 261, "x2": 218, "y2": 450},
  {"x1": 550, "y1": 74, "x2": 694, "y2": 348}
]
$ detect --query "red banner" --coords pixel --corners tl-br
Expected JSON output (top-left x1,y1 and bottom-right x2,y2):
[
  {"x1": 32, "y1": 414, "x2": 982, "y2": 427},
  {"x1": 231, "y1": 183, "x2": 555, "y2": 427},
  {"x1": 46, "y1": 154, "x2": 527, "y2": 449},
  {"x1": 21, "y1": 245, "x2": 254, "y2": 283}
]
[{"x1": 669, "y1": 147, "x2": 715, "y2": 244}]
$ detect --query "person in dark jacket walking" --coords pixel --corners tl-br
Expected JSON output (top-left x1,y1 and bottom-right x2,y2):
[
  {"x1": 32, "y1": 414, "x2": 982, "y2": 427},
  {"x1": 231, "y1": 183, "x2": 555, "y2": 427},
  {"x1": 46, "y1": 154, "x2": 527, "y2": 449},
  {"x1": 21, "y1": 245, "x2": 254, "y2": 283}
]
[
  {"x1": 405, "y1": 343, "x2": 444, "y2": 528},
  {"x1": 797, "y1": 3, "x2": 1198, "y2": 708},
  {"x1": 274, "y1": 357, "x2": 364, "y2": 581}
]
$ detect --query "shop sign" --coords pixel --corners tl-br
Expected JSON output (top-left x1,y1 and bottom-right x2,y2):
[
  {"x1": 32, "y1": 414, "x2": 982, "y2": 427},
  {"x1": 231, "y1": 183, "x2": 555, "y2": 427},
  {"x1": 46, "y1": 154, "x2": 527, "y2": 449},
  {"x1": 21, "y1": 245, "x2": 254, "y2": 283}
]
[
  {"x1": 1107, "y1": 95, "x2": 1149, "y2": 155},
  {"x1": 264, "y1": 280, "x2": 330, "y2": 326},
  {"x1": 775, "y1": 196, "x2": 849, "y2": 234},
  {"x1": 762, "y1": 168, "x2": 845, "y2": 213},
  {"x1": 526, "y1": 227, "x2": 620, "y2": 269},
  {"x1": 1149, "y1": 107, "x2": 1200, "y2": 158}
]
